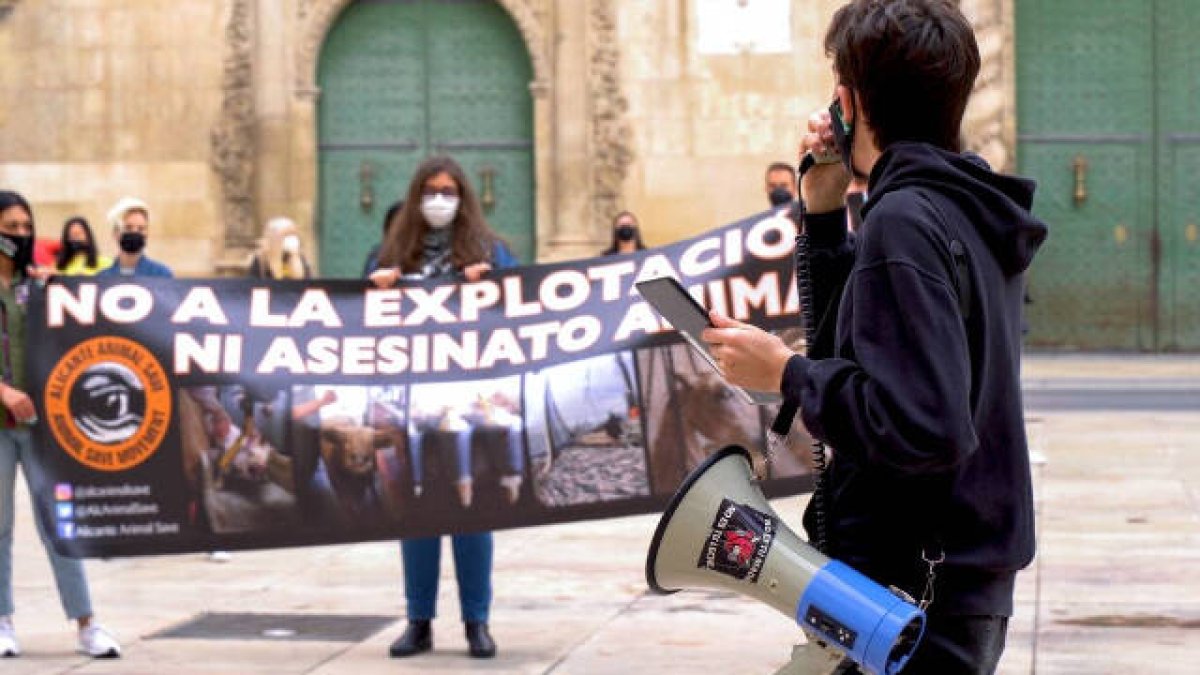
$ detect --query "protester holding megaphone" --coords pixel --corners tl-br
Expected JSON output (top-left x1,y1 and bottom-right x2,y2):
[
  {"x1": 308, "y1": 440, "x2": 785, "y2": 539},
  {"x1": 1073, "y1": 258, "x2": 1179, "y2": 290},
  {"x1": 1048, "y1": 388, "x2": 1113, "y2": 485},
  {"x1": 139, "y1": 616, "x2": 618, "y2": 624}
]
[{"x1": 699, "y1": 1, "x2": 1048, "y2": 673}]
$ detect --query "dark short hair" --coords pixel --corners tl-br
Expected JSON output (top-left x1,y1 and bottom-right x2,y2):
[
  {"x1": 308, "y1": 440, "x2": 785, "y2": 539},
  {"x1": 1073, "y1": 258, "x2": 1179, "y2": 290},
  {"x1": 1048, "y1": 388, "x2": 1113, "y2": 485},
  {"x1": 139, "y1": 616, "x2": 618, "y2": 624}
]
[
  {"x1": 382, "y1": 200, "x2": 404, "y2": 237},
  {"x1": 765, "y1": 162, "x2": 795, "y2": 181},
  {"x1": 0, "y1": 190, "x2": 36, "y2": 239},
  {"x1": 824, "y1": 0, "x2": 980, "y2": 151}
]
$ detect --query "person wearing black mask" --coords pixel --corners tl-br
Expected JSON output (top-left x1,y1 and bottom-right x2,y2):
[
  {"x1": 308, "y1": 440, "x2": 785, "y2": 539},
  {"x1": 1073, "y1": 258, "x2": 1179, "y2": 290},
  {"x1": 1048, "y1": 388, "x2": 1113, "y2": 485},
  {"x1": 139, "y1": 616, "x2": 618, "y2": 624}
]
[
  {"x1": 0, "y1": 190, "x2": 124, "y2": 659},
  {"x1": 54, "y1": 217, "x2": 111, "y2": 276},
  {"x1": 764, "y1": 161, "x2": 797, "y2": 209},
  {"x1": 96, "y1": 197, "x2": 173, "y2": 278},
  {"x1": 601, "y1": 211, "x2": 646, "y2": 256}
]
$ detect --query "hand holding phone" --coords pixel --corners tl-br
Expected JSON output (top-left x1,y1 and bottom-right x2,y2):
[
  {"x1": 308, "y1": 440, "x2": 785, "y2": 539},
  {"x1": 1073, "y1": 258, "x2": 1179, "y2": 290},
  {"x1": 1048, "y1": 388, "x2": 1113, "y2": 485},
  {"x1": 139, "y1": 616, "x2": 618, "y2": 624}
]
[
  {"x1": 799, "y1": 102, "x2": 844, "y2": 172},
  {"x1": 635, "y1": 277, "x2": 782, "y2": 406},
  {"x1": 798, "y1": 100, "x2": 853, "y2": 213}
]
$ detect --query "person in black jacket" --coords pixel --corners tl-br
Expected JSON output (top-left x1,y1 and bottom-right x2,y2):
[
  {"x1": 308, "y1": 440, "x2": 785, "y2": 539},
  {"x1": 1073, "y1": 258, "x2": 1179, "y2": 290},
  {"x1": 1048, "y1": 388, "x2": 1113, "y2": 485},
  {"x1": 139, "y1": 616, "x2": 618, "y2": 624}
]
[{"x1": 702, "y1": 2, "x2": 1047, "y2": 673}]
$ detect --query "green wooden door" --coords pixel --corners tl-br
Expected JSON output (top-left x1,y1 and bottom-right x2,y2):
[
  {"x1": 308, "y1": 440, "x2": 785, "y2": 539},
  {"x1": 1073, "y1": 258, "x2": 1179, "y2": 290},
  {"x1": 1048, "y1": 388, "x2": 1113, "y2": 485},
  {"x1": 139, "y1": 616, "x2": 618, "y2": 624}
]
[
  {"x1": 317, "y1": 0, "x2": 534, "y2": 278},
  {"x1": 1018, "y1": 0, "x2": 1200, "y2": 350},
  {"x1": 1157, "y1": 0, "x2": 1200, "y2": 350}
]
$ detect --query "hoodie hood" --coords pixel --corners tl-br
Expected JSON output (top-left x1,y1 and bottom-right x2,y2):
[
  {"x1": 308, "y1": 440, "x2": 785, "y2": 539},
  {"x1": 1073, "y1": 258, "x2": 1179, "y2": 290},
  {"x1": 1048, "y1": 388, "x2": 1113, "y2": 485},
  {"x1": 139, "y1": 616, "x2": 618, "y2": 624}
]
[{"x1": 863, "y1": 142, "x2": 1047, "y2": 275}]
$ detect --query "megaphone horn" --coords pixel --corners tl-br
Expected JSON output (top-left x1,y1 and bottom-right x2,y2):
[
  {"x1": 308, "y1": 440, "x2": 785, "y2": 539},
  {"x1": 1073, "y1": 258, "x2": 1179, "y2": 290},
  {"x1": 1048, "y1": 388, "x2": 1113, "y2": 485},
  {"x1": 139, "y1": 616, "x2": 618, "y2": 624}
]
[{"x1": 646, "y1": 446, "x2": 925, "y2": 675}]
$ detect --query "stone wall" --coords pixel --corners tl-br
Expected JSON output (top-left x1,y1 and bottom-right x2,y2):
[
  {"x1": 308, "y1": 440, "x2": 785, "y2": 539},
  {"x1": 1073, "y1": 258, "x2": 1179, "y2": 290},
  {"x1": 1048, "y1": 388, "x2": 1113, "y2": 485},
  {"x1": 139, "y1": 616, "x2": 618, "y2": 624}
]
[
  {"x1": 616, "y1": 0, "x2": 1015, "y2": 247},
  {"x1": 0, "y1": 0, "x2": 1016, "y2": 273},
  {"x1": 0, "y1": 0, "x2": 226, "y2": 276},
  {"x1": 614, "y1": 0, "x2": 845, "y2": 247}
]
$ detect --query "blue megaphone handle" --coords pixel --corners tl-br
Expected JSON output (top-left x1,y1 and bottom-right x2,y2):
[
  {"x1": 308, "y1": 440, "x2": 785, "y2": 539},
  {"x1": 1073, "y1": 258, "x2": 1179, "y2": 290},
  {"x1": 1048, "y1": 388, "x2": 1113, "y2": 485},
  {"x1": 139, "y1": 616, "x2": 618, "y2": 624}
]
[{"x1": 795, "y1": 561, "x2": 925, "y2": 675}]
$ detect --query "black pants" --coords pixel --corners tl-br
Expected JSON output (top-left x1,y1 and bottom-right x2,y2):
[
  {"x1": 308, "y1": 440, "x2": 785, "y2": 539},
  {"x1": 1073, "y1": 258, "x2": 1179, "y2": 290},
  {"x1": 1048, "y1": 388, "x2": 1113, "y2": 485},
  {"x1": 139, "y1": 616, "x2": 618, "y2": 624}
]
[{"x1": 836, "y1": 614, "x2": 1009, "y2": 675}]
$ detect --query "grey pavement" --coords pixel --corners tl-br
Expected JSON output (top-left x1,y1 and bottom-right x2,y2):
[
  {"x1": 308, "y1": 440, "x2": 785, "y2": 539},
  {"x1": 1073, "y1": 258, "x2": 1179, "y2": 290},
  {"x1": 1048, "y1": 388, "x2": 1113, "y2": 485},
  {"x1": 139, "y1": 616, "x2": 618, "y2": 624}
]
[{"x1": 3, "y1": 353, "x2": 1198, "y2": 674}]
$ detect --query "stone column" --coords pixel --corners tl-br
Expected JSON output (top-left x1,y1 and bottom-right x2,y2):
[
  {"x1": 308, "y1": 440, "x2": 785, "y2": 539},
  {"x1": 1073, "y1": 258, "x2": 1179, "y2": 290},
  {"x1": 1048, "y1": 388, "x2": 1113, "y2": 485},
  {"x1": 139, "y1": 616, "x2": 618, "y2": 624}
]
[
  {"x1": 960, "y1": 0, "x2": 1016, "y2": 172},
  {"x1": 210, "y1": 0, "x2": 259, "y2": 259}
]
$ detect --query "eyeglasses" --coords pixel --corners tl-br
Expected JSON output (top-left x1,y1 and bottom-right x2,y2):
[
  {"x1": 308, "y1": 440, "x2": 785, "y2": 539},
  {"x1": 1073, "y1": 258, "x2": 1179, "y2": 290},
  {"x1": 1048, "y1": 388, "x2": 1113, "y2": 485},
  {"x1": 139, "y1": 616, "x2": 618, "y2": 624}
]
[{"x1": 421, "y1": 186, "x2": 460, "y2": 198}]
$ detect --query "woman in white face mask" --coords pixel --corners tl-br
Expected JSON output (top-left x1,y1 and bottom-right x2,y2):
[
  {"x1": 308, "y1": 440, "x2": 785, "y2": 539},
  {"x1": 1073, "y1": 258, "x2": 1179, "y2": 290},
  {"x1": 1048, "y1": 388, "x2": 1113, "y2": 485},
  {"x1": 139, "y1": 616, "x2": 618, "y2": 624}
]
[
  {"x1": 365, "y1": 156, "x2": 518, "y2": 661},
  {"x1": 248, "y1": 217, "x2": 312, "y2": 280},
  {"x1": 368, "y1": 155, "x2": 517, "y2": 286}
]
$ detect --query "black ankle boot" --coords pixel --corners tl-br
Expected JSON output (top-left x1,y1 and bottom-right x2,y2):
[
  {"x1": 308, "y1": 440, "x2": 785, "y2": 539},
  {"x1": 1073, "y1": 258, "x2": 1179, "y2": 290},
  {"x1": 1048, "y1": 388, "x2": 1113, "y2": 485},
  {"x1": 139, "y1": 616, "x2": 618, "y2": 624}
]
[
  {"x1": 464, "y1": 621, "x2": 496, "y2": 658},
  {"x1": 388, "y1": 620, "x2": 432, "y2": 658}
]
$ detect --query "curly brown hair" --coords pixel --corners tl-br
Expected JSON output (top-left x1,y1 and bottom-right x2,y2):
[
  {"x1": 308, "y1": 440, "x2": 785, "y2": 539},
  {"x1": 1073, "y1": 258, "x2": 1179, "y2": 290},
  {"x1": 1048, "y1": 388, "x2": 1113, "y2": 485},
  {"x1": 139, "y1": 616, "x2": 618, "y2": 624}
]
[{"x1": 377, "y1": 156, "x2": 502, "y2": 274}]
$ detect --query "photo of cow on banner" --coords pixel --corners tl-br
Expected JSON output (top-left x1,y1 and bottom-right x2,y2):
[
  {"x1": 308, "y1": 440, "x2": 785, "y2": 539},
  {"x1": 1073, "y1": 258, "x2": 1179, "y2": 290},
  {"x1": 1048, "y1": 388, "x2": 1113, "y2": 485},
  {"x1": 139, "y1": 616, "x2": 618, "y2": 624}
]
[
  {"x1": 26, "y1": 210, "x2": 816, "y2": 558},
  {"x1": 637, "y1": 336, "x2": 815, "y2": 496}
]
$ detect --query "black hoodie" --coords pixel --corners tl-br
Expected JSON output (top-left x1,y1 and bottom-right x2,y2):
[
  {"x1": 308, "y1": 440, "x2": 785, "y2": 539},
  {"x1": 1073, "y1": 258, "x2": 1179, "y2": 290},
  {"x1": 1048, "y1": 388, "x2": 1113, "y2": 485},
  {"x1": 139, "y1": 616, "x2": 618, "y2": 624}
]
[{"x1": 782, "y1": 142, "x2": 1048, "y2": 616}]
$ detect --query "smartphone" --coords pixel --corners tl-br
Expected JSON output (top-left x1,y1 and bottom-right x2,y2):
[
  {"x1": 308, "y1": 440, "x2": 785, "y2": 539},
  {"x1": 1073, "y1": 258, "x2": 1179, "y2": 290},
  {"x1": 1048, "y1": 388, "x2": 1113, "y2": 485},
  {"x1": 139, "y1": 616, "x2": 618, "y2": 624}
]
[
  {"x1": 799, "y1": 99, "x2": 848, "y2": 175},
  {"x1": 828, "y1": 98, "x2": 851, "y2": 160},
  {"x1": 635, "y1": 277, "x2": 782, "y2": 406}
]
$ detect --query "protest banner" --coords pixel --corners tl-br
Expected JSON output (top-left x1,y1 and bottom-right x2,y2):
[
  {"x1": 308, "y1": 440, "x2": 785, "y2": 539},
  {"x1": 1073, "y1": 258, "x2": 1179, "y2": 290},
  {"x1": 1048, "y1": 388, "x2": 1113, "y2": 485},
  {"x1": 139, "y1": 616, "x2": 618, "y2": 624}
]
[{"x1": 27, "y1": 211, "x2": 817, "y2": 557}]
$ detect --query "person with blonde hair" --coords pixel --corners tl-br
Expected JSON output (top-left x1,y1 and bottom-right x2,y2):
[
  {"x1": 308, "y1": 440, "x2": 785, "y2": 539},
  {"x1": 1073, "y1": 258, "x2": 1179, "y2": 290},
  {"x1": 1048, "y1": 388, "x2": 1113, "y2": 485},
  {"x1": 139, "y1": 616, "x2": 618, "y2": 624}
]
[
  {"x1": 96, "y1": 196, "x2": 172, "y2": 278},
  {"x1": 248, "y1": 217, "x2": 312, "y2": 279}
]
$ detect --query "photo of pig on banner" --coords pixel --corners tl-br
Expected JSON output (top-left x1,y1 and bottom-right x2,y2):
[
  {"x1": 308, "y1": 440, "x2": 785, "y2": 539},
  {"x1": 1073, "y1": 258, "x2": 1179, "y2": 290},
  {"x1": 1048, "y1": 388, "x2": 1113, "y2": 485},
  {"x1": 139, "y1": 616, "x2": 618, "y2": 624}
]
[{"x1": 26, "y1": 209, "x2": 817, "y2": 559}]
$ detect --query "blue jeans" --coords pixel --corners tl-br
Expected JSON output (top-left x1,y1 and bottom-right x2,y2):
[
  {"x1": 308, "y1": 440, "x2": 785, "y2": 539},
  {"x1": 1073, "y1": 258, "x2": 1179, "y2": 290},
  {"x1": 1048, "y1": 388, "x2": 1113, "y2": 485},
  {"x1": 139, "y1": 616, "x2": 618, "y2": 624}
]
[
  {"x1": 408, "y1": 418, "x2": 525, "y2": 488},
  {"x1": 400, "y1": 533, "x2": 492, "y2": 623},
  {"x1": 408, "y1": 424, "x2": 473, "y2": 485},
  {"x1": 0, "y1": 428, "x2": 93, "y2": 619},
  {"x1": 462, "y1": 414, "x2": 524, "y2": 476}
]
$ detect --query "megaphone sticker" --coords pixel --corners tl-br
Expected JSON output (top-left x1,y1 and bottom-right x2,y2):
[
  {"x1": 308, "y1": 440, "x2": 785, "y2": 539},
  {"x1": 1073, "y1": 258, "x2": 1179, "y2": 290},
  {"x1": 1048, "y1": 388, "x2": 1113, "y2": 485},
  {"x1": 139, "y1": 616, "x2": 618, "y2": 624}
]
[{"x1": 698, "y1": 498, "x2": 777, "y2": 584}]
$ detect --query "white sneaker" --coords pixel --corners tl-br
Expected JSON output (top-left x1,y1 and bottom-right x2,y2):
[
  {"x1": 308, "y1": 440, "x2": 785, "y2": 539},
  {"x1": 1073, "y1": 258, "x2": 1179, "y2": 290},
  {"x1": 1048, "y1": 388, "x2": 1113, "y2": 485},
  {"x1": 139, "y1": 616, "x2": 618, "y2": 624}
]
[
  {"x1": 0, "y1": 616, "x2": 19, "y2": 657},
  {"x1": 208, "y1": 550, "x2": 233, "y2": 563},
  {"x1": 77, "y1": 624, "x2": 121, "y2": 658}
]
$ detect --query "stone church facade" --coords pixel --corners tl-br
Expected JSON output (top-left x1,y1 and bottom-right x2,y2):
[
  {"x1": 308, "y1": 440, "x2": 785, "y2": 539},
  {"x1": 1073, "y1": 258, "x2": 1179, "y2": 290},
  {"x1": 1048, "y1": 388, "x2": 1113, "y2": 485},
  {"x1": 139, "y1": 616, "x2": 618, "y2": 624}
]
[{"x1": 0, "y1": 0, "x2": 1013, "y2": 276}]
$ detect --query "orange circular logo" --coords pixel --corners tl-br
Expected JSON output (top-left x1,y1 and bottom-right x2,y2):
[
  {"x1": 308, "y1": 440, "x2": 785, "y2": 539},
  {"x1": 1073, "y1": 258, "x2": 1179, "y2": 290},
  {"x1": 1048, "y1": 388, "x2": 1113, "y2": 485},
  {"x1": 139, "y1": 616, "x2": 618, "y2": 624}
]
[{"x1": 44, "y1": 336, "x2": 172, "y2": 472}]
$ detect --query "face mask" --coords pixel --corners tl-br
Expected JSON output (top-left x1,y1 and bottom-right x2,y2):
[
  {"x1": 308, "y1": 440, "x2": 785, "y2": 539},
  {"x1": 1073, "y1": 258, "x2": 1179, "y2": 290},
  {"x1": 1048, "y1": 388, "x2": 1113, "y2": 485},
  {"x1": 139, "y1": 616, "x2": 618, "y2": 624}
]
[
  {"x1": 830, "y1": 98, "x2": 868, "y2": 181},
  {"x1": 421, "y1": 195, "x2": 460, "y2": 229},
  {"x1": 616, "y1": 224, "x2": 637, "y2": 242},
  {"x1": 281, "y1": 235, "x2": 301, "y2": 254},
  {"x1": 768, "y1": 187, "x2": 793, "y2": 208},
  {"x1": 119, "y1": 231, "x2": 146, "y2": 254},
  {"x1": 0, "y1": 234, "x2": 32, "y2": 272},
  {"x1": 68, "y1": 240, "x2": 90, "y2": 255}
]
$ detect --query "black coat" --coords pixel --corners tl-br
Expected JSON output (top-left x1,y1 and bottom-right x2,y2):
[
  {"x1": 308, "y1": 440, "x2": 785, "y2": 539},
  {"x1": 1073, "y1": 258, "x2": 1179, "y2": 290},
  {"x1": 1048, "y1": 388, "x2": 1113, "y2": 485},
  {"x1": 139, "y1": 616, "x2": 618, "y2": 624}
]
[{"x1": 783, "y1": 142, "x2": 1047, "y2": 616}]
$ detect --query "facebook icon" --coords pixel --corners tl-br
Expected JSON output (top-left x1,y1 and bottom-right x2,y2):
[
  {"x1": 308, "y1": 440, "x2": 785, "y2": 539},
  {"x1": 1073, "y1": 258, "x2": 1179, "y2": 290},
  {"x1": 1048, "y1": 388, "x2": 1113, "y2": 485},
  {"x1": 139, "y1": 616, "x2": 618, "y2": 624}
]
[{"x1": 57, "y1": 522, "x2": 76, "y2": 540}]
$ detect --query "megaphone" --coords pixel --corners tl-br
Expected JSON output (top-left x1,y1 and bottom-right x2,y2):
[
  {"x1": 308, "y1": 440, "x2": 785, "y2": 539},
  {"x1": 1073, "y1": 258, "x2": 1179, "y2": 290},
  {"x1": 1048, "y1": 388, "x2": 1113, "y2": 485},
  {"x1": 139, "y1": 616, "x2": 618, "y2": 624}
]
[{"x1": 646, "y1": 446, "x2": 924, "y2": 675}]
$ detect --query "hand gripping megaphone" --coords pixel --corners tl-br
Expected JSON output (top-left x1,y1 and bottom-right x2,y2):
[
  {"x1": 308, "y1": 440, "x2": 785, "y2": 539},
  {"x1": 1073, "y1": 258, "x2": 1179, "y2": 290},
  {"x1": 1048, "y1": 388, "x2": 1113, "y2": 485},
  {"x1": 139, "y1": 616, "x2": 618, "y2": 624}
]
[{"x1": 645, "y1": 446, "x2": 925, "y2": 675}]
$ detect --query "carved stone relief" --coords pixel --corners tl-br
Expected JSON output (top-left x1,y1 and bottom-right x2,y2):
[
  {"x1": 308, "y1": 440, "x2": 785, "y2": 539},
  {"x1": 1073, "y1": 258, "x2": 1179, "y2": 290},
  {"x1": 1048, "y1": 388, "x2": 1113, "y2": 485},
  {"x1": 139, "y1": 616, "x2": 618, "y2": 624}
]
[
  {"x1": 210, "y1": 0, "x2": 258, "y2": 249},
  {"x1": 960, "y1": 0, "x2": 1015, "y2": 171},
  {"x1": 588, "y1": 0, "x2": 633, "y2": 234}
]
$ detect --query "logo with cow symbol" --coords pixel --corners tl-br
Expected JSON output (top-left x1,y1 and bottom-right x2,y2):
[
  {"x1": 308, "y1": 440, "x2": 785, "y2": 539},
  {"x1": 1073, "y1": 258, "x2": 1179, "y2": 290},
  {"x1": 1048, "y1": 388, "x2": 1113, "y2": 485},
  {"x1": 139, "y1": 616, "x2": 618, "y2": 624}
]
[
  {"x1": 45, "y1": 337, "x2": 172, "y2": 472},
  {"x1": 697, "y1": 498, "x2": 776, "y2": 584}
]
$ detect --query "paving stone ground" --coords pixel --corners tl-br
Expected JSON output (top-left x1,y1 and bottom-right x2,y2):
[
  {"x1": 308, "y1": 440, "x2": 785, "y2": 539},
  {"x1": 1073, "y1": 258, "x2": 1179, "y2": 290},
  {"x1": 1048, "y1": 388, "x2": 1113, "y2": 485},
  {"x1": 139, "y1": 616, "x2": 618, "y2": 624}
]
[{"x1": 2, "y1": 354, "x2": 1196, "y2": 674}]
